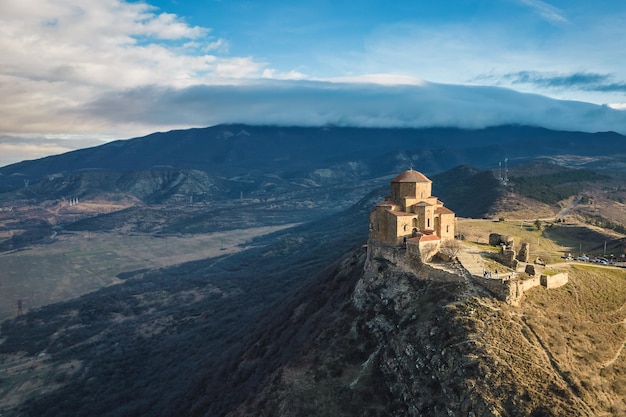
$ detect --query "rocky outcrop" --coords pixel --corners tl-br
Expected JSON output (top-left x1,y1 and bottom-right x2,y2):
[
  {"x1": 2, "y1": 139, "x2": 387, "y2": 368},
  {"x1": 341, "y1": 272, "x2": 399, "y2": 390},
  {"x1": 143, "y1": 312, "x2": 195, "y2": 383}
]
[{"x1": 230, "y1": 248, "x2": 596, "y2": 417}]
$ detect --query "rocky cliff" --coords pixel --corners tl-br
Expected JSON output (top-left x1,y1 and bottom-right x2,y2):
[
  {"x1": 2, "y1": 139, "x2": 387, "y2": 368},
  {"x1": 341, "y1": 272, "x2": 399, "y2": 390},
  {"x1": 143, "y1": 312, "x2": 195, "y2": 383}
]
[{"x1": 229, "y1": 246, "x2": 624, "y2": 416}]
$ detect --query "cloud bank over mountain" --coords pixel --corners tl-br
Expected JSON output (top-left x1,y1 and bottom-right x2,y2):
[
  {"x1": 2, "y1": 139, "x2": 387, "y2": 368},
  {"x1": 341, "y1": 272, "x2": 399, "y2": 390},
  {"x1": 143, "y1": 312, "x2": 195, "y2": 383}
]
[
  {"x1": 2, "y1": 0, "x2": 626, "y2": 167},
  {"x1": 83, "y1": 80, "x2": 626, "y2": 134},
  {"x1": 2, "y1": 79, "x2": 625, "y2": 167}
]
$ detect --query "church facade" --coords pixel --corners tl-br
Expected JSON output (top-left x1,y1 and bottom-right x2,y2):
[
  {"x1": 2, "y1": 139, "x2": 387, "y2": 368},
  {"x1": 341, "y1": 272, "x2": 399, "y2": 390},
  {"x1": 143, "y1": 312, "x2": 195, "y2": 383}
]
[{"x1": 369, "y1": 169, "x2": 455, "y2": 260}]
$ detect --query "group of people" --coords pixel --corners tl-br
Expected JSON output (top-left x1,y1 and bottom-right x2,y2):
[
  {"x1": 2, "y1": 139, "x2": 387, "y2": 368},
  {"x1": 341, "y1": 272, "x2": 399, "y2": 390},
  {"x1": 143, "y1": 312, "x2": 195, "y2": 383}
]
[
  {"x1": 483, "y1": 268, "x2": 497, "y2": 278},
  {"x1": 482, "y1": 268, "x2": 516, "y2": 280}
]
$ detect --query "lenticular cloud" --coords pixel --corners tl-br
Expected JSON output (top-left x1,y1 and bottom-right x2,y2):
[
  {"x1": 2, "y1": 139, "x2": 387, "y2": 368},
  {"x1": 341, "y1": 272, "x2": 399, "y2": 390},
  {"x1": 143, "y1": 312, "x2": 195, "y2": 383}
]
[{"x1": 83, "y1": 79, "x2": 626, "y2": 135}]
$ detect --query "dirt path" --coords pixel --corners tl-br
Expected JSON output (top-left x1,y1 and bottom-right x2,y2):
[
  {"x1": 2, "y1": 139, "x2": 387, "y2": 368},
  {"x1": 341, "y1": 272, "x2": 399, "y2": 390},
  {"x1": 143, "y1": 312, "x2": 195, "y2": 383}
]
[
  {"x1": 555, "y1": 196, "x2": 583, "y2": 221},
  {"x1": 520, "y1": 316, "x2": 596, "y2": 416},
  {"x1": 602, "y1": 318, "x2": 626, "y2": 369}
]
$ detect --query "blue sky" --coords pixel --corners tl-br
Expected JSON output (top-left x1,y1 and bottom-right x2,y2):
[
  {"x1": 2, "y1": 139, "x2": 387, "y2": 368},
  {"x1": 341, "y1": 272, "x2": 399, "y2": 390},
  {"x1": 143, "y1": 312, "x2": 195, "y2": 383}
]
[{"x1": 1, "y1": 0, "x2": 626, "y2": 166}]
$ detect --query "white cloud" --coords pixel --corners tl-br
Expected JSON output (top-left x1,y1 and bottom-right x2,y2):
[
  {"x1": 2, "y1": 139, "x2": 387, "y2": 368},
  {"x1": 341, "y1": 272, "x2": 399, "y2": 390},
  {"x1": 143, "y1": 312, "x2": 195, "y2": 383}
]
[
  {"x1": 0, "y1": 0, "x2": 268, "y2": 136},
  {"x1": 329, "y1": 74, "x2": 425, "y2": 86},
  {"x1": 518, "y1": 0, "x2": 569, "y2": 24},
  {"x1": 262, "y1": 68, "x2": 308, "y2": 80},
  {"x1": 79, "y1": 80, "x2": 626, "y2": 135}
]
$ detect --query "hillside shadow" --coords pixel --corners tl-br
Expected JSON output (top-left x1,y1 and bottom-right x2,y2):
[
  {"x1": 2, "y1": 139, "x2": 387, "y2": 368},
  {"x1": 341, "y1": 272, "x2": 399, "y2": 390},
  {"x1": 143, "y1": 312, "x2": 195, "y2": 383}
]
[{"x1": 544, "y1": 225, "x2": 617, "y2": 254}]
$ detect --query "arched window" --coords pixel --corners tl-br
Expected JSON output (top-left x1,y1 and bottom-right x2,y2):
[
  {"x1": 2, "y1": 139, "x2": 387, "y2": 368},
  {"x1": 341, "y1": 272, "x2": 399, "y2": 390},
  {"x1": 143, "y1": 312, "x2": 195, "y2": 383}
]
[
  {"x1": 446, "y1": 225, "x2": 449, "y2": 233},
  {"x1": 403, "y1": 224, "x2": 408, "y2": 232},
  {"x1": 412, "y1": 218, "x2": 418, "y2": 227},
  {"x1": 427, "y1": 218, "x2": 430, "y2": 228}
]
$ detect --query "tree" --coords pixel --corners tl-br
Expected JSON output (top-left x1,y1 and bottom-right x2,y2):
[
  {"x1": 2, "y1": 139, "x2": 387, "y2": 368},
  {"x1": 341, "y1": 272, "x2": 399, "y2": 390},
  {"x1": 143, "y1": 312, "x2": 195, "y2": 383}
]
[{"x1": 440, "y1": 239, "x2": 462, "y2": 259}]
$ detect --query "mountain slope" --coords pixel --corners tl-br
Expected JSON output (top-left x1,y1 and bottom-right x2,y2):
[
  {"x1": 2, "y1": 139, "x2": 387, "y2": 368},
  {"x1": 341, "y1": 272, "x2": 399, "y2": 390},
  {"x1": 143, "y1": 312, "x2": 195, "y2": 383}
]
[
  {"x1": 227, "y1": 246, "x2": 626, "y2": 417},
  {"x1": 0, "y1": 188, "x2": 378, "y2": 417}
]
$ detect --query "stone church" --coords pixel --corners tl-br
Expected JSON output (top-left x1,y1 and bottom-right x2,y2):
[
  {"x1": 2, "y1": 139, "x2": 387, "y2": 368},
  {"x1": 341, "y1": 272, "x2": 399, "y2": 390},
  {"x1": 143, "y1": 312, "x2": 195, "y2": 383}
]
[{"x1": 369, "y1": 169, "x2": 455, "y2": 261}]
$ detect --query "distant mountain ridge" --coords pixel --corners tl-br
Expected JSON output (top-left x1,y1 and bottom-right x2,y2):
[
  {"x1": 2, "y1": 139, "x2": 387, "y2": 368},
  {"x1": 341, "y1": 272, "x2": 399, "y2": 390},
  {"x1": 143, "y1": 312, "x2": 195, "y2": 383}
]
[
  {"x1": 2, "y1": 124, "x2": 625, "y2": 177},
  {"x1": 1, "y1": 124, "x2": 625, "y2": 205}
]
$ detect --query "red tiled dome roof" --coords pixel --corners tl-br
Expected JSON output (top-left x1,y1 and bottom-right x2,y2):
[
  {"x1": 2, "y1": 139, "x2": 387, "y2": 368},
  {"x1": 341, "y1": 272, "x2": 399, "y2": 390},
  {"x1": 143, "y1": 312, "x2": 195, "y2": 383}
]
[{"x1": 391, "y1": 169, "x2": 432, "y2": 183}]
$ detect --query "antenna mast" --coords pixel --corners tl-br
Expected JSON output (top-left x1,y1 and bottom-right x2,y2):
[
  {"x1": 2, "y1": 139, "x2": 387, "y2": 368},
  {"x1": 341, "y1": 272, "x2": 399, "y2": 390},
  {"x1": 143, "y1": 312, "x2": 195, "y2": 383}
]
[{"x1": 504, "y1": 158, "x2": 509, "y2": 184}]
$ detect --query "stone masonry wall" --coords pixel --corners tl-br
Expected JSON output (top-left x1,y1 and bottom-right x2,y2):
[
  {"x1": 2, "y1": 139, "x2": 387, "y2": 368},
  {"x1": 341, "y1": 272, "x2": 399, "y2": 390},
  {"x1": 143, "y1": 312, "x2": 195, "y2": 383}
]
[
  {"x1": 366, "y1": 242, "x2": 463, "y2": 284},
  {"x1": 540, "y1": 272, "x2": 569, "y2": 289},
  {"x1": 471, "y1": 275, "x2": 541, "y2": 306},
  {"x1": 368, "y1": 240, "x2": 568, "y2": 306}
]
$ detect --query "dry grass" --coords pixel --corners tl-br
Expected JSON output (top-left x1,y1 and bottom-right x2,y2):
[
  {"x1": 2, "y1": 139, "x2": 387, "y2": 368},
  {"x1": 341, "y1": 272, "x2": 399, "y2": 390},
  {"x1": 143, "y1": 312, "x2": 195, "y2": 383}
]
[
  {"x1": 520, "y1": 265, "x2": 626, "y2": 414},
  {"x1": 455, "y1": 218, "x2": 626, "y2": 414}
]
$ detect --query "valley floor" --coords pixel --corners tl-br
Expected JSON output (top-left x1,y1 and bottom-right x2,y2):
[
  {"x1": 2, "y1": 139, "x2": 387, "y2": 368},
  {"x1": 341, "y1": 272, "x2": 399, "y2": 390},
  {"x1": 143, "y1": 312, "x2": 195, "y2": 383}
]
[{"x1": 0, "y1": 224, "x2": 298, "y2": 322}]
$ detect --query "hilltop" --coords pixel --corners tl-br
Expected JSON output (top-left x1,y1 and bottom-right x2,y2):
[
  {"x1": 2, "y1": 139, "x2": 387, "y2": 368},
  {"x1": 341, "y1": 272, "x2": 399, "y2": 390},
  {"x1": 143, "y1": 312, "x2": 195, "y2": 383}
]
[{"x1": 228, "y1": 232, "x2": 626, "y2": 416}]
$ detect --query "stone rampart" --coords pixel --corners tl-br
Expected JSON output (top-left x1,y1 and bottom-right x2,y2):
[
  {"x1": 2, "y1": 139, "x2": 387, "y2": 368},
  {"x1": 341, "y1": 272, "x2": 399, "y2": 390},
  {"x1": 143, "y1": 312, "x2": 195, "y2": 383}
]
[
  {"x1": 540, "y1": 272, "x2": 569, "y2": 289},
  {"x1": 471, "y1": 275, "x2": 542, "y2": 306},
  {"x1": 368, "y1": 240, "x2": 568, "y2": 306},
  {"x1": 366, "y1": 241, "x2": 463, "y2": 283},
  {"x1": 471, "y1": 271, "x2": 568, "y2": 305}
]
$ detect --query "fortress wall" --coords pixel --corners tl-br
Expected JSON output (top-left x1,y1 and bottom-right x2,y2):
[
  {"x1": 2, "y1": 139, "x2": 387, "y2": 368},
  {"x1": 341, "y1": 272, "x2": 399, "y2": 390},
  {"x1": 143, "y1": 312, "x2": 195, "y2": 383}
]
[
  {"x1": 540, "y1": 272, "x2": 569, "y2": 289},
  {"x1": 366, "y1": 242, "x2": 406, "y2": 266},
  {"x1": 471, "y1": 276, "x2": 512, "y2": 302},
  {"x1": 519, "y1": 276, "x2": 541, "y2": 292},
  {"x1": 366, "y1": 242, "x2": 462, "y2": 283},
  {"x1": 367, "y1": 239, "x2": 565, "y2": 307},
  {"x1": 412, "y1": 240, "x2": 440, "y2": 263},
  {"x1": 471, "y1": 276, "x2": 541, "y2": 306}
]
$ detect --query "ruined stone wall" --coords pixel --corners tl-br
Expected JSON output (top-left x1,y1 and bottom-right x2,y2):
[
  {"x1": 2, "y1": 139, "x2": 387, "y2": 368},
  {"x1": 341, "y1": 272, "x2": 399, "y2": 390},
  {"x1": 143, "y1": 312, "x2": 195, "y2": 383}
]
[
  {"x1": 489, "y1": 233, "x2": 514, "y2": 247},
  {"x1": 366, "y1": 241, "x2": 461, "y2": 283},
  {"x1": 407, "y1": 240, "x2": 440, "y2": 264},
  {"x1": 517, "y1": 243, "x2": 530, "y2": 263},
  {"x1": 519, "y1": 276, "x2": 541, "y2": 292},
  {"x1": 367, "y1": 242, "x2": 407, "y2": 267},
  {"x1": 471, "y1": 276, "x2": 541, "y2": 306},
  {"x1": 540, "y1": 272, "x2": 569, "y2": 289},
  {"x1": 368, "y1": 239, "x2": 566, "y2": 307},
  {"x1": 498, "y1": 247, "x2": 518, "y2": 269}
]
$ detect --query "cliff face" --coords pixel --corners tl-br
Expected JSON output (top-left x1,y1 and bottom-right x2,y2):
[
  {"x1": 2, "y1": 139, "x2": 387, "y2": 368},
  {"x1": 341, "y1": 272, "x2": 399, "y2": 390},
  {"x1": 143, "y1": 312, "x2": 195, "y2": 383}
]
[{"x1": 229, "y1": 246, "x2": 615, "y2": 417}]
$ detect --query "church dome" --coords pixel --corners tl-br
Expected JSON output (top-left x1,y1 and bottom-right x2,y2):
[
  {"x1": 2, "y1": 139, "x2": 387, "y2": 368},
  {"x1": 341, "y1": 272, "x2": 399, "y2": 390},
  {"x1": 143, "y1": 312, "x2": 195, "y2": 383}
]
[{"x1": 391, "y1": 169, "x2": 432, "y2": 183}]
